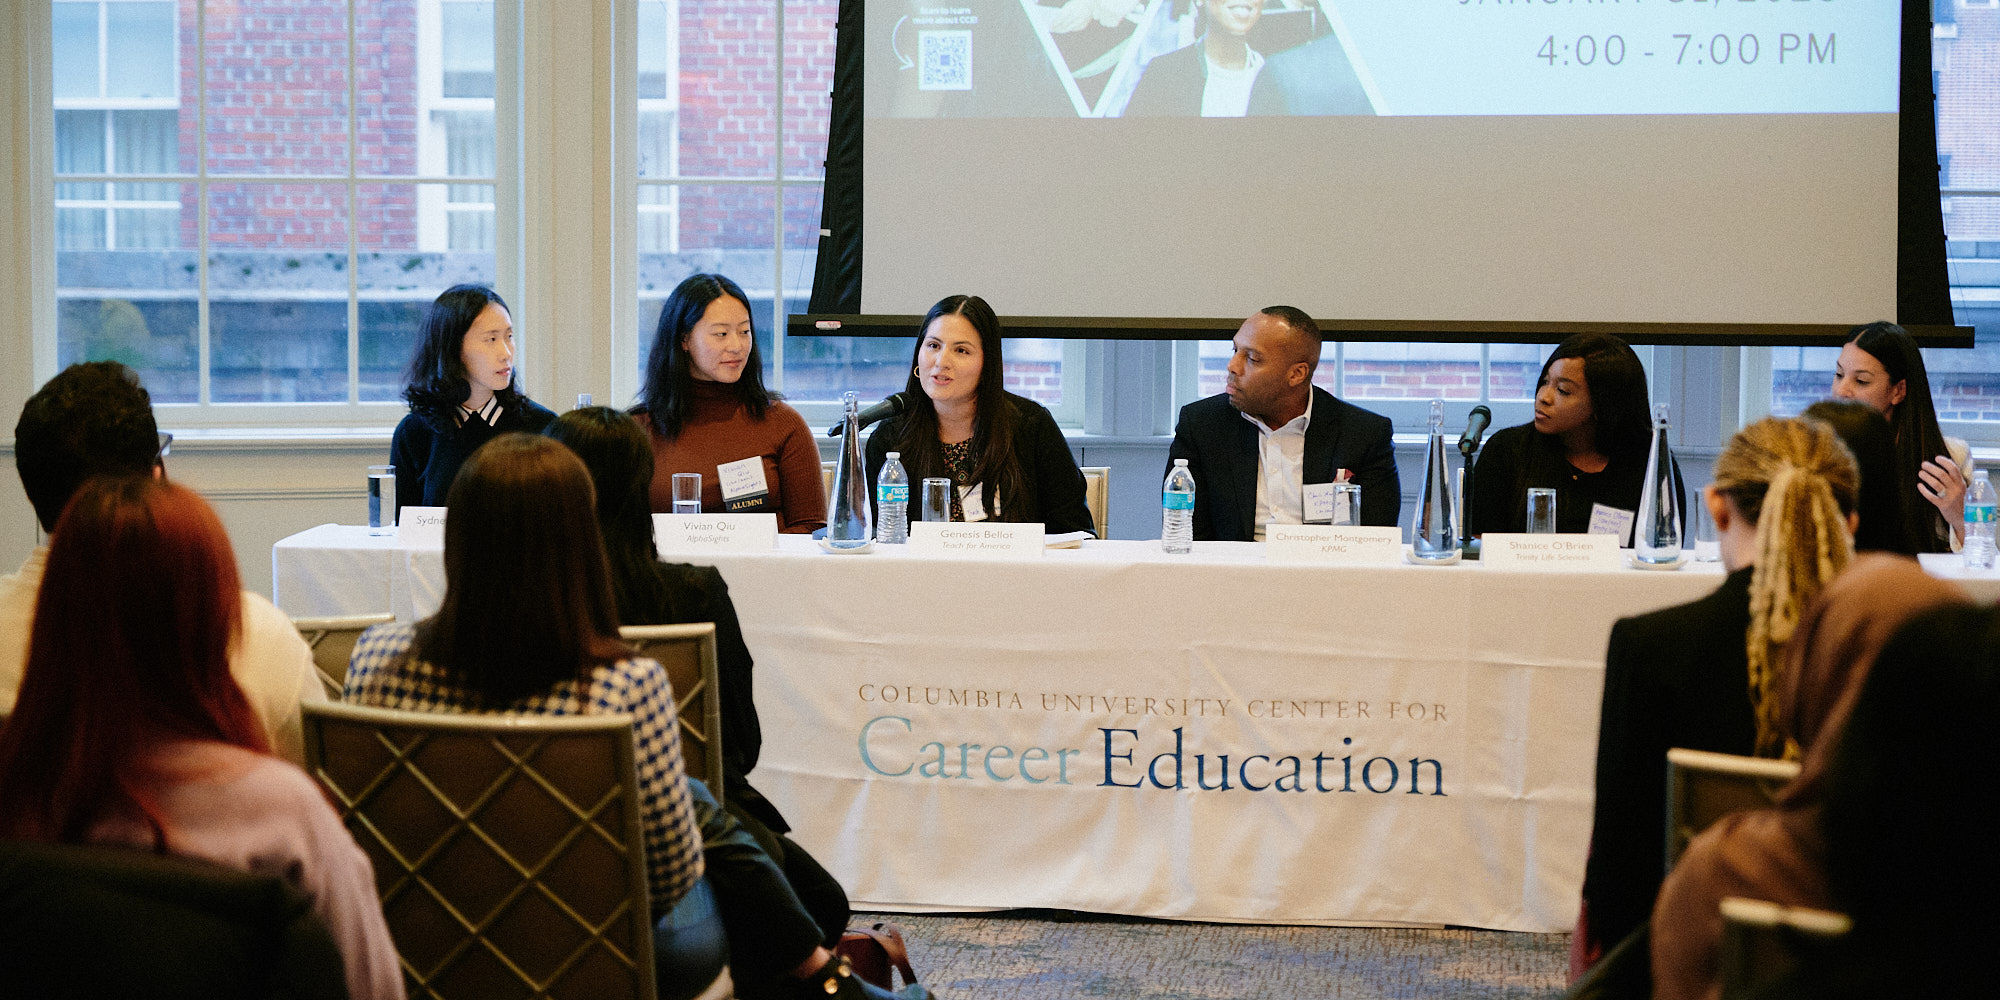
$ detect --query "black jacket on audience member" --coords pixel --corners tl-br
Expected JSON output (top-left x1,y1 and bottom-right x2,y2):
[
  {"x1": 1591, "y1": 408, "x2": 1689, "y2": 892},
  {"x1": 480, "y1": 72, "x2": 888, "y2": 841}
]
[
  {"x1": 863, "y1": 392, "x2": 1096, "y2": 537},
  {"x1": 1166, "y1": 386, "x2": 1400, "y2": 541},
  {"x1": 390, "y1": 398, "x2": 557, "y2": 514},
  {"x1": 1581, "y1": 567, "x2": 1758, "y2": 959}
]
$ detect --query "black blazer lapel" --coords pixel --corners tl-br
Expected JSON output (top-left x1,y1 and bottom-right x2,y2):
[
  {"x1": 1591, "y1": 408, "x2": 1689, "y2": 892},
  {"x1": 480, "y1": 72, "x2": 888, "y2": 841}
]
[{"x1": 1301, "y1": 386, "x2": 1342, "y2": 486}]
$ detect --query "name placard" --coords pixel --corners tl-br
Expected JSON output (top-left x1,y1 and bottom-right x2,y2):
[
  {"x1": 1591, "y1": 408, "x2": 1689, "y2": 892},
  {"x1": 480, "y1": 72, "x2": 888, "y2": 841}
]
[
  {"x1": 1265, "y1": 525, "x2": 1403, "y2": 566},
  {"x1": 653, "y1": 513, "x2": 779, "y2": 554},
  {"x1": 396, "y1": 506, "x2": 447, "y2": 548},
  {"x1": 908, "y1": 521, "x2": 1044, "y2": 559},
  {"x1": 1480, "y1": 532, "x2": 1623, "y2": 572}
]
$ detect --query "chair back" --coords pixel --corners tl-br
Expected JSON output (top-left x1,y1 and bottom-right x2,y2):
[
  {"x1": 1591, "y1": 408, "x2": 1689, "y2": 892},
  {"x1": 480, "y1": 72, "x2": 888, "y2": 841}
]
[
  {"x1": 302, "y1": 701, "x2": 657, "y2": 1000},
  {"x1": 0, "y1": 839, "x2": 347, "y2": 1000},
  {"x1": 294, "y1": 613, "x2": 397, "y2": 699},
  {"x1": 1079, "y1": 466, "x2": 1110, "y2": 539},
  {"x1": 1717, "y1": 896, "x2": 1851, "y2": 1000},
  {"x1": 618, "y1": 624, "x2": 724, "y2": 793},
  {"x1": 822, "y1": 461, "x2": 836, "y2": 506},
  {"x1": 1665, "y1": 747, "x2": 1801, "y2": 870}
]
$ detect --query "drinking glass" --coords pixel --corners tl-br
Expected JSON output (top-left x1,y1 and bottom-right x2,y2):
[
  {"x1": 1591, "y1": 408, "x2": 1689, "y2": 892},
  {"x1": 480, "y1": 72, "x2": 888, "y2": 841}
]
[
  {"x1": 672, "y1": 473, "x2": 702, "y2": 515},
  {"x1": 367, "y1": 465, "x2": 396, "y2": 536},
  {"x1": 1332, "y1": 483, "x2": 1361, "y2": 527},
  {"x1": 921, "y1": 478, "x2": 953, "y2": 522},
  {"x1": 1691, "y1": 492, "x2": 1721, "y2": 562},
  {"x1": 1525, "y1": 488, "x2": 1558, "y2": 534}
]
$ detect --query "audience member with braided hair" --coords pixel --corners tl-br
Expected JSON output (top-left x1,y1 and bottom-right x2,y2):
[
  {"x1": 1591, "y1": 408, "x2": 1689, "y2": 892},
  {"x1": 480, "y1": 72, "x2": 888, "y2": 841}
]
[
  {"x1": 1571, "y1": 417, "x2": 1859, "y2": 975},
  {"x1": 1648, "y1": 555, "x2": 1973, "y2": 1000}
]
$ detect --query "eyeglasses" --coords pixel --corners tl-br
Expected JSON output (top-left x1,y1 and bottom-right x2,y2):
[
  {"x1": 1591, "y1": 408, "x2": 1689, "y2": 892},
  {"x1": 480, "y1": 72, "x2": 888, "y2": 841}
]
[{"x1": 156, "y1": 431, "x2": 173, "y2": 460}]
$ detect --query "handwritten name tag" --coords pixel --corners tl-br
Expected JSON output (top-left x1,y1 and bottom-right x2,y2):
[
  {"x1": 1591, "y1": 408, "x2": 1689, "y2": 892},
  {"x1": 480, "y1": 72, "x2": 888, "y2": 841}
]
[
  {"x1": 908, "y1": 520, "x2": 1043, "y2": 558},
  {"x1": 716, "y1": 457, "x2": 770, "y2": 512},
  {"x1": 396, "y1": 507, "x2": 447, "y2": 548},
  {"x1": 1265, "y1": 525, "x2": 1403, "y2": 566},
  {"x1": 1588, "y1": 503, "x2": 1637, "y2": 546},
  {"x1": 1481, "y1": 532, "x2": 1623, "y2": 572},
  {"x1": 653, "y1": 513, "x2": 778, "y2": 554}
]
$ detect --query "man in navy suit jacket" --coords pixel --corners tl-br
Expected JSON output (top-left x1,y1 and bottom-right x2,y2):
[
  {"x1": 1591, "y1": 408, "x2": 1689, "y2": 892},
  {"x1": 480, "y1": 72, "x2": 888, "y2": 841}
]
[{"x1": 1167, "y1": 307, "x2": 1400, "y2": 541}]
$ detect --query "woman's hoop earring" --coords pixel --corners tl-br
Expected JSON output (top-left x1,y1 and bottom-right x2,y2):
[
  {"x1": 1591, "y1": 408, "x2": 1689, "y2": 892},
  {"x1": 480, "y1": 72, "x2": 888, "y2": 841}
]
[{"x1": 913, "y1": 365, "x2": 921, "y2": 378}]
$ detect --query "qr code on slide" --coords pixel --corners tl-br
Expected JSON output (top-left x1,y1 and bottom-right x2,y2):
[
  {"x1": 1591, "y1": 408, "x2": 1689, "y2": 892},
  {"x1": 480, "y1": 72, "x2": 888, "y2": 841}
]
[{"x1": 919, "y1": 31, "x2": 972, "y2": 91}]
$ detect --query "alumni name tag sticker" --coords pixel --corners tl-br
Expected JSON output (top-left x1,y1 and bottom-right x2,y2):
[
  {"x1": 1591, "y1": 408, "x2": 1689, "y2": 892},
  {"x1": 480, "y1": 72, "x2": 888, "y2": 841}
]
[
  {"x1": 908, "y1": 521, "x2": 1044, "y2": 559},
  {"x1": 717, "y1": 456, "x2": 771, "y2": 512},
  {"x1": 1265, "y1": 525, "x2": 1402, "y2": 566},
  {"x1": 1480, "y1": 532, "x2": 1623, "y2": 572},
  {"x1": 654, "y1": 513, "x2": 779, "y2": 554},
  {"x1": 396, "y1": 507, "x2": 447, "y2": 548}
]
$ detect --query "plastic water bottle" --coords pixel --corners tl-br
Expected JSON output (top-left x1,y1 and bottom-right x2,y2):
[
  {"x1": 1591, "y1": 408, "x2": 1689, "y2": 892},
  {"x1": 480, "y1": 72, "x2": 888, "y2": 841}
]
[
  {"x1": 1964, "y1": 468, "x2": 1996, "y2": 570},
  {"x1": 877, "y1": 452, "x2": 909, "y2": 544},
  {"x1": 1162, "y1": 458, "x2": 1195, "y2": 554}
]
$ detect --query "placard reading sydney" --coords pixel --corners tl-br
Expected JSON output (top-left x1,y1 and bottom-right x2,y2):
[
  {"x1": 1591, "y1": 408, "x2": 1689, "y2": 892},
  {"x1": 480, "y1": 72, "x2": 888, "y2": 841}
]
[
  {"x1": 1480, "y1": 532, "x2": 1623, "y2": 572},
  {"x1": 869, "y1": 1, "x2": 1894, "y2": 119},
  {"x1": 653, "y1": 513, "x2": 779, "y2": 554},
  {"x1": 1265, "y1": 525, "x2": 1402, "y2": 566},
  {"x1": 395, "y1": 507, "x2": 446, "y2": 548},
  {"x1": 908, "y1": 520, "x2": 1045, "y2": 558}
]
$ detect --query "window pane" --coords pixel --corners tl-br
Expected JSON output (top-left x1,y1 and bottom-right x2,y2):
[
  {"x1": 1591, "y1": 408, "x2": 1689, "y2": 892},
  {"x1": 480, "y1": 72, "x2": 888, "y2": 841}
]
[
  {"x1": 358, "y1": 184, "x2": 498, "y2": 402},
  {"x1": 637, "y1": 1, "x2": 672, "y2": 101},
  {"x1": 639, "y1": 108, "x2": 677, "y2": 180},
  {"x1": 1488, "y1": 343, "x2": 1546, "y2": 401},
  {"x1": 55, "y1": 109, "x2": 106, "y2": 174},
  {"x1": 58, "y1": 181, "x2": 200, "y2": 402},
  {"x1": 637, "y1": 184, "x2": 782, "y2": 390},
  {"x1": 53, "y1": 2, "x2": 98, "y2": 100},
  {"x1": 1344, "y1": 342, "x2": 1484, "y2": 401},
  {"x1": 205, "y1": 0, "x2": 349, "y2": 175},
  {"x1": 441, "y1": 1, "x2": 495, "y2": 99},
  {"x1": 671, "y1": 0, "x2": 779, "y2": 179},
  {"x1": 112, "y1": 110, "x2": 180, "y2": 206},
  {"x1": 1769, "y1": 346, "x2": 1840, "y2": 417},
  {"x1": 208, "y1": 183, "x2": 350, "y2": 402},
  {"x1": 105, "y1": 2, "x2": 176, "y2": 100},
  {"x1": 58, "y1": 297, "x2": 198, "y2": 403},
  {"x1": 55, "y1": 208, "x2": 107, "y2": 251},
  {"x1": 782, "y1": 3, "x2": 836, "y2": 178}
]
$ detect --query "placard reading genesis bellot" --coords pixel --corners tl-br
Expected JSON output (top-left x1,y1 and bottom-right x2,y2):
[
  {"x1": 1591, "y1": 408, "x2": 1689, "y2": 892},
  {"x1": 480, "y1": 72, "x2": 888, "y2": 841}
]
[{"x1": 863, "y1": 1, "x2": 1902, "y2": 328}]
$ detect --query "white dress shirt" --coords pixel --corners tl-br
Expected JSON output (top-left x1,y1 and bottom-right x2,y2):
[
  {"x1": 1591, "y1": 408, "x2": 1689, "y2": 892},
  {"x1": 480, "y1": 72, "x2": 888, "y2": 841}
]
[{"x1": 1241, "y1": 391, "x2": 1312, "y2": 542}]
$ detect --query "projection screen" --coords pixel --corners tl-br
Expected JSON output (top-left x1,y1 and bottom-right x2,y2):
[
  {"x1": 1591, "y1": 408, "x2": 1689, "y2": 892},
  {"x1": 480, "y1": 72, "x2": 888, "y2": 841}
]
[{"x1": 822, "y1": 0, "x2": 1958, "y2": 341}]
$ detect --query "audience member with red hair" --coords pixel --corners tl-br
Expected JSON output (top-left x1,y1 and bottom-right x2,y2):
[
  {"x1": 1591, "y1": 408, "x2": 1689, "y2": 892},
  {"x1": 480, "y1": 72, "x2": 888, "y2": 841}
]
[{"x1": 0, "y1": 476, "x2": 402, "y2": 1000}]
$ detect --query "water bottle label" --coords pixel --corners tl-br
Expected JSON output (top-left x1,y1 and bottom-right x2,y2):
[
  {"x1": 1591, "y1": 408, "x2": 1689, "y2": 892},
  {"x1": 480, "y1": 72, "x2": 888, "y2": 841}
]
[
  {"x1": 878, "y1": 484, "x2": 909, "y2": 503},
  {"x1": 1968, "y1": 504, "x2": 1996, "y2": 524},
  {"x1": 1162, "y1": 491, "x2": 1195, "y2": 511}
]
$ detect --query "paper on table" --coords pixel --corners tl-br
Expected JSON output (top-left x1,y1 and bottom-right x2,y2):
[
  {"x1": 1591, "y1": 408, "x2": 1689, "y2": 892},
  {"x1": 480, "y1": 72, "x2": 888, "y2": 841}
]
[{"x1": 1045, "y1": 530, "x2": 1093, "y2": 549}]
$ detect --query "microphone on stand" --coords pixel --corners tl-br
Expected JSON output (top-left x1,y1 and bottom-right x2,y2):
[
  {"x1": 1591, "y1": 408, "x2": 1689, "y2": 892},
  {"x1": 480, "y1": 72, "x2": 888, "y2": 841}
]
[
  {"x1": 826, "y1": 392, "x2": 910, "y2": 437},
  {"x1": 1458, "y1": 405, "x2": 1492, "y2": 458}
]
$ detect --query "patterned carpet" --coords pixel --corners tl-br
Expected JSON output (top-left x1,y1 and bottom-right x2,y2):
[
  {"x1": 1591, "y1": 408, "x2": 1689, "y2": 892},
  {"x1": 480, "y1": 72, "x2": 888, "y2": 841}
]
[{"x1": 854, "y1": 911, "x2": 1568, "y2": 1000}]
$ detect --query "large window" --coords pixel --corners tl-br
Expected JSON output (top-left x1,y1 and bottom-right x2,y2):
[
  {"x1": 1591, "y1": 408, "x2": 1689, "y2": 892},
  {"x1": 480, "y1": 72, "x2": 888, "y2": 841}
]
[
  {"x1": 628, "y1": 1, "x2": 1081, "y2": 424},
  {"x1": 52, "y1": 0, "x2": 499, "y2": 416}
]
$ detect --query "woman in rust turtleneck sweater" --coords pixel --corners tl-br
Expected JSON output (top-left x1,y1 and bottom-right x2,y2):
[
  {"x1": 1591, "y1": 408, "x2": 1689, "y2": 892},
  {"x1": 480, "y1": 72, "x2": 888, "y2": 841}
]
[{"x1": 634, "y1": 273, "x2": 826, "y2": 534}]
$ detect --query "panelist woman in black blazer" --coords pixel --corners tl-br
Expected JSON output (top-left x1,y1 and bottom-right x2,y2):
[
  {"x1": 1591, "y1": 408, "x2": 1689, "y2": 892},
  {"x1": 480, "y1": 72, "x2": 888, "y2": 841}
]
[
  {"x1": 864, "y1": 294, "x2": 1096, "y2": 536},
  {"x1": 1166, "y1": 307, "x2": 1400, "y2": 541}
]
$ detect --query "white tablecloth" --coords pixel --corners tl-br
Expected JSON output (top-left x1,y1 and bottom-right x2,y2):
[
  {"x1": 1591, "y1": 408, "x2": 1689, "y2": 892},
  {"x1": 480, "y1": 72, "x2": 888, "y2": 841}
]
[{"x1": 271, "y1": 527, "x2": 2000, "y2": 929}]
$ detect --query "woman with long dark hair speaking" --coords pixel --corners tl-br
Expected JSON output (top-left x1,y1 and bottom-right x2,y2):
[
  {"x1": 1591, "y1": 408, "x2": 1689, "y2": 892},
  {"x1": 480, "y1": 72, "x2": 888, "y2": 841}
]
[
  {"x1": 862, "y1": 295, "x2": 1094, "y2": 535},
  {"x1": 1830, "y1": 320, "x2": 1968, "y2": 553}
]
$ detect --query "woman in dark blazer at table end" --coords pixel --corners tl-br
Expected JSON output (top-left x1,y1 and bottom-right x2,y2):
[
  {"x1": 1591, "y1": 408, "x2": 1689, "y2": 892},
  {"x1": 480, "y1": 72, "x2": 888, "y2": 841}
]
[
  {"x1": 391, "y1": 284, "x2": 556, "y2": 515},
  {"x1": 863, "y1": 295, "x2": 1095, "y2": 536},
  {"x1": 1466, "y1": 332, "x2": 1680, "y2": 540}
]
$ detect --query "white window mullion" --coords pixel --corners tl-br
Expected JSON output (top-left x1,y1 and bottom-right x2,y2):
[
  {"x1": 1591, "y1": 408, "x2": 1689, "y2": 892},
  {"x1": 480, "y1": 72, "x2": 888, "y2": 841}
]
[
  {"x1": 347, "y1": 0, "x2": 361, "y2": 405},
  {"x1": 194, "y1": 0, "x2": 210, "y2": 407}
]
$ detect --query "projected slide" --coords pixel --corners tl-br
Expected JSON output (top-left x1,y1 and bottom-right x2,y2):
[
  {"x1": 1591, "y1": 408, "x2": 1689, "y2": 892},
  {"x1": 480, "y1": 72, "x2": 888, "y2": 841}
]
[{"x1": 868, "y1": 0, "x2": 1899, "y2": 119}]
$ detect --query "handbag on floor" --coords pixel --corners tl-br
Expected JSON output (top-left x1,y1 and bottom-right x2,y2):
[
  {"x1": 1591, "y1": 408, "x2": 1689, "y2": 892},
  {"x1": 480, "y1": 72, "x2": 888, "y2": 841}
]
[{"x1": 834, "y1": 921, "x2": 919, "y2": 991}]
